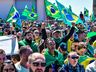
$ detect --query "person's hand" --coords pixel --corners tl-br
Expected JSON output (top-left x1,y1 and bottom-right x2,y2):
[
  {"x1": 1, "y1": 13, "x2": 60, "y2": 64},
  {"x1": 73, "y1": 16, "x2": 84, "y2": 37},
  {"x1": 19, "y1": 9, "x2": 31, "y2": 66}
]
[{"x1": 41, "y1": 22, "x2": 46, "y2": 29}]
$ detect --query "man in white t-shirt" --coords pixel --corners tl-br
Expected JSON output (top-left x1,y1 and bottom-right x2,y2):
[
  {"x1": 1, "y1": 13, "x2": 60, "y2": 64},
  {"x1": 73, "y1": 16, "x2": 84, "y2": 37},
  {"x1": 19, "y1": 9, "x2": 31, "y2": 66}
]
[{"x1": 15, "y1": 46, "x2": 32, "y2": 72}]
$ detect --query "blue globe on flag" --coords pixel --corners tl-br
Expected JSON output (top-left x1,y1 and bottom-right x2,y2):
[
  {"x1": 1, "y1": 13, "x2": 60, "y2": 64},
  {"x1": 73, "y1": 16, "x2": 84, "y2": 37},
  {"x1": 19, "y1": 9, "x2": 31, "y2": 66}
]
[
  {"x1": 63, "y1": 9, "x2": 74, "y2": 21},
  {"x1": 50, "y1": 6, "x2": 55, "y2": 13},
  {"x1": 31, "y1": 13, "x2": 34, "y2": 17},
  {"x1": 66, "y1": 14, "x2": 74, "y2": 21}
]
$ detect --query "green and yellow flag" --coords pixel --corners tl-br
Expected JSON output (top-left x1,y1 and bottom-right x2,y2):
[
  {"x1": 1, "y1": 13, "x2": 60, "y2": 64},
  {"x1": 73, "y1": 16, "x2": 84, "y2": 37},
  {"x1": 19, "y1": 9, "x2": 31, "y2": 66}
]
[
  {"x1": 56, "y1": 0, "x2": 79, "y2": 26},
  {"x1": 27, "y1": 6, "x2": 38, "y2": 21},
  {"x1": 45, "y1": 0, "x2": 61, "y2": 19},
  {"x1": 79, "y1": 55, "x2": 96, "y2": 68},
  {"x1": 22, "y1": 5, "x2": 38, "y2": 21},
  {"x1": 22, "y1": 5, "x2": 30, "y2": 17}
]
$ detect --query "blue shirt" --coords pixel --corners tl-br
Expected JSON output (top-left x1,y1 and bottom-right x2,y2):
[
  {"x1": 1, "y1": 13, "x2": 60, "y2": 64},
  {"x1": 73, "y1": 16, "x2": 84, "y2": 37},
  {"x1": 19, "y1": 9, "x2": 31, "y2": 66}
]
[{"x1": 59, "y1": 63, "x2": 85, "y2": 72}]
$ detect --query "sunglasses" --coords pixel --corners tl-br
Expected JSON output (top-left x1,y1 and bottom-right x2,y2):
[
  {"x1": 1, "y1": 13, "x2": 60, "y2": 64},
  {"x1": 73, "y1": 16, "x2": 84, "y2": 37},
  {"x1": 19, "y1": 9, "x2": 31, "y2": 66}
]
[
  {"x1": 4, "y1": 68, "x2": 15, "y2": 71},
  {"x1": 78, "y1": 46, "x2": 86, "y2": 50},
  {"x1": 34, "y1": 32, "x2": 39, "y2": 34},
  {"x1": 33, "y1": 62, "x2": 46, "y2": 67},
  {"x1": 71, "y1": 56, "x2": 79, "y2": 59}
]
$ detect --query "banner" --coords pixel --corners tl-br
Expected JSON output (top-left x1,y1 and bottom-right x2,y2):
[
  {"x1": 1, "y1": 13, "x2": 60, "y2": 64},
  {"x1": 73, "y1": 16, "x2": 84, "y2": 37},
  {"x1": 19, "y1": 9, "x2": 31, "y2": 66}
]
[{"x1": 0, "y1": 35, "x2": 19, "y2": 55}]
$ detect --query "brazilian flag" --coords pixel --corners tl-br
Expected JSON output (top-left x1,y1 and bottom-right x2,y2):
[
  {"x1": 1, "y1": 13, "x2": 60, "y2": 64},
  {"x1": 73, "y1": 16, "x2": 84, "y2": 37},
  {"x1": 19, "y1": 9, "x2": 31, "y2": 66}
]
[
  {"x1": 27, "y1": 6, "x2": 38, "y2": 21},
  {"x1": 22, "y1": 5, "x2": 38, "y2": 21},
  {"x1": 27, "y1": 12, "x2": 38, "y2": 21},
  {"x1": 56, "y1": 0, "x2": 79, "y2": 26},
  {"x1": 79, "y1": 55, "x2": 96, "y2": 68},
  {"x1": 45, "y1": 0, "x2": 61, "y2": 19}
]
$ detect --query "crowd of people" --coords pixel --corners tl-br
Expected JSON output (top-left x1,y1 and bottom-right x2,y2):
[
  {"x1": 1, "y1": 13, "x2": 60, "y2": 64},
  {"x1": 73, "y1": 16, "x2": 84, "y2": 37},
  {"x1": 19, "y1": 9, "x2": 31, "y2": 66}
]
[{"x1": 0, "y1": 16, "x2": 96, "y2": 72}]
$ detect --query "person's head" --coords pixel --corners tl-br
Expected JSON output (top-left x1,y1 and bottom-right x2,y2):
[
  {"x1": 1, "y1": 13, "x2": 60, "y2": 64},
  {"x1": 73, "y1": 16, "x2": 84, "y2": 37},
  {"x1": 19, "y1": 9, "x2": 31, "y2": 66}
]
[
  {"x1": 52, "y1": 30, "x2": 61, "y2": 39},
  {"x1": 51, "y1": 22, "x2": 58, "y2": 31},
  {"x1": 0, "y1": 49, "x2": 6, "y2": 65},
  {"x1": 28, "y1": 53, "x2": 46, "y2": 72},
  {"x1": 3, "y1": 28, "x2": 10, "y2": 35},
  {"x1": 32, "y1": 23, "x2": 38, "y2": 31},
  {"x1": 19, "y1": 46, "x2": 33, "y2": 62},
  {"x1": 46, "y1": 38, "x2": 56, "y2": 52},
  {"x1": 2, "y1": 60, "x2": 17, "y2": 72},
  {"x1": 33, "y1": 21, "x2": 37, "y2": 25},
  {"x1": 59, "y1": 23, "x2": 66, "y2": 30},
  {"x1": 46, "y1": 29, "x2": 52, "y2": 38},
  {"x1": 36, "y1": 23, "x2": 41, "y2": 32},
  {"x1": 33, "y1": 30, "x2": 40, "y2": 39},
  {"x1": 77, "y1": 30, "x2": 86, "y2": 42},
  {"x1": 68, "y1": 52, "x2": 79, "y2": 67},
  {"x1": 11, "y1": 54, "x2": 20, "y2": 64},
  {"x1": 51, "y1": 24, "x2": 56, "y2": 30},
  {"x1": 80, "y1": 11, "x2": 82, "y2": 14},
  {"x1": 22, "y1": 26, "x2": 27, "y2": 32},
  {"x1": 54, "y1": 22, "x2": 58, "y2": 26},
  {"x1": 71, "y1": 41, "x2": 79, "y2": 51},
  {"x1": 24, "y1": 30, "x2": 33, "y2": 43},
  {"x1": 92, "y1": 26, "x2": 96, "y2": 32},
  {"x1": 58, "y1": 43, "x2": 67, "y2": 54},
  {"x1": 77, "y1": 42, "x2": 87, "y2": 55}
]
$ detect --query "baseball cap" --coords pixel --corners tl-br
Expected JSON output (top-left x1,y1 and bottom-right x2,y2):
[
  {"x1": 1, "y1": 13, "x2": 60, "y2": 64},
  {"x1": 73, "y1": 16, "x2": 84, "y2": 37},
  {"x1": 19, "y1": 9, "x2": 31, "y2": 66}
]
[
  {"x1": 52, "y1": 30, "x2": 61, "y2": 35},
  {"x1": 59, "y1": 43, "x2": 67, "y2": 51}
]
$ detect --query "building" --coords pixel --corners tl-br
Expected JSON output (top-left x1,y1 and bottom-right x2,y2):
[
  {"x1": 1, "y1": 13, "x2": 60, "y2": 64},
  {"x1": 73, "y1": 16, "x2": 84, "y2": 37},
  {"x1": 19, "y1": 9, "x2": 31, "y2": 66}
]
[
  {"x1": 93, "y1": 0, "x2": 96, "y2": 16},
  {"x1": 0, "y1": 0, "x2": 46, "y2": 21}
]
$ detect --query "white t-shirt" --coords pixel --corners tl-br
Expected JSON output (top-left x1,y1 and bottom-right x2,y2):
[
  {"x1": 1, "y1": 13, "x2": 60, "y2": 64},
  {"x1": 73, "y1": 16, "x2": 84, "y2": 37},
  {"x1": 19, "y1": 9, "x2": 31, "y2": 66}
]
[{"x1": 15, "y1": 62, "x2": 29, "y2": 72}]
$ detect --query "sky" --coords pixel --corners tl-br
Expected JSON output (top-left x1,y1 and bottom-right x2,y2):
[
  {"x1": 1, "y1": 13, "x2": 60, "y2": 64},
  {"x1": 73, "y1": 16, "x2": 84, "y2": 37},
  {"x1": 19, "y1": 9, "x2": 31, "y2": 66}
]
[{"x1": 48, "y1": 0, "x2": 93, "y2": 16}]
